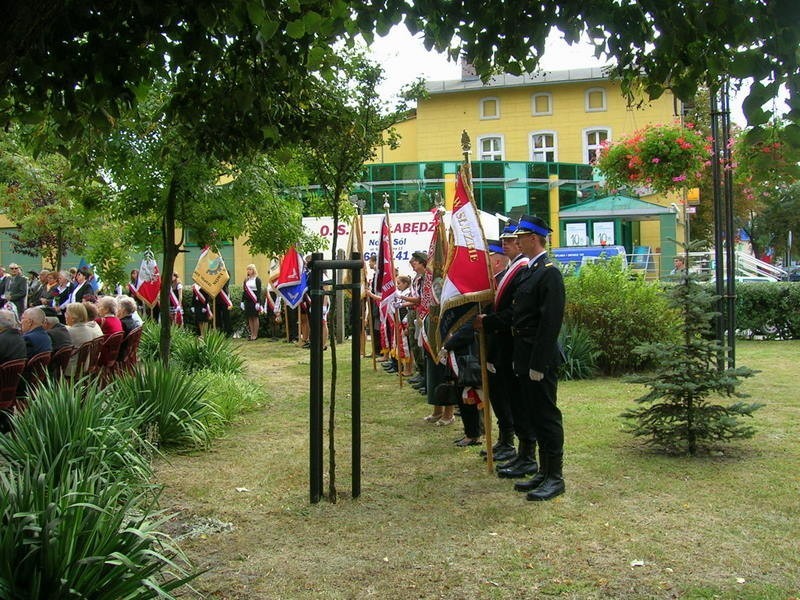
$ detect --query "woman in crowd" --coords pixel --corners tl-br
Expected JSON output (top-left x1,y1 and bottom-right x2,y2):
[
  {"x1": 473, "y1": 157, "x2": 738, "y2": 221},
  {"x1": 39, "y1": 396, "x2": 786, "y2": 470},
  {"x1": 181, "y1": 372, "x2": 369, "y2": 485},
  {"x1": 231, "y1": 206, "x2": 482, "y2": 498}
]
[
  {"x1": 64, "y1": 302, "x2": 102, "y2": 377},
  {"x1": 191, "y1": 283, "x2": 213, "y2": 338},
  {"x1": 117, "y1": 296, "x2": 141, "y2": 333},
  {"x1": 170, "y1": 272, "x2": 184, "y2": 326},
  {"x1": 241, "y1": 264, "x2": 262, "y2": 341},
  {"x1": 96, "y1": 296, "x2": 123, "y2": 336}
]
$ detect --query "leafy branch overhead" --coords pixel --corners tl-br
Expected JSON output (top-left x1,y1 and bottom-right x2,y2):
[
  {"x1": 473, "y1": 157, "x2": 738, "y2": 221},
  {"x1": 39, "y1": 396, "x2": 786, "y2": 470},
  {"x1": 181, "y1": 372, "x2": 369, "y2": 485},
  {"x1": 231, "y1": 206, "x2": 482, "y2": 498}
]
[{"x1": 2, "y1": 0, "x2": 798, "y2": 153}]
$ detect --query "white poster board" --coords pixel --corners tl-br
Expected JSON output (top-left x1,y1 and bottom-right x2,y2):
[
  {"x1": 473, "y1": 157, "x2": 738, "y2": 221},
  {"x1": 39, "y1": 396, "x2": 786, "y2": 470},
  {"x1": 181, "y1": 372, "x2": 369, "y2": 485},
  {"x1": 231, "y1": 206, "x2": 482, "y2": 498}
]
[
  {"x1": 565, "y1": 222, "x2": 588, "y2": 247},
  {"x1": 593, "y1": 221, "x2": 615, "y2": 246}
]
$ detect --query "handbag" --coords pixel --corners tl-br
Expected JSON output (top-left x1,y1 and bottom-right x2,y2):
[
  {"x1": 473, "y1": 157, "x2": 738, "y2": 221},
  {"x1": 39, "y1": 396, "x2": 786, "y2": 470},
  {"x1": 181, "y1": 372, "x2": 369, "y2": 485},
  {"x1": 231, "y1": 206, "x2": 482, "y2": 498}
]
[{"x1": 456, "y1": 354, "x2": 482, "y2": 388}]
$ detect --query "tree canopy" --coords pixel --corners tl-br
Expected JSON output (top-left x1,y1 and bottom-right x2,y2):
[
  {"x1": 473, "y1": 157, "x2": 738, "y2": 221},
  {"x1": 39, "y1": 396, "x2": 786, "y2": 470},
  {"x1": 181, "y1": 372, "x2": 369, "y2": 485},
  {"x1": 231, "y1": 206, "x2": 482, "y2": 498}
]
[{"x1": 3, "y1": 0, "x2": 798, "y2": 152}]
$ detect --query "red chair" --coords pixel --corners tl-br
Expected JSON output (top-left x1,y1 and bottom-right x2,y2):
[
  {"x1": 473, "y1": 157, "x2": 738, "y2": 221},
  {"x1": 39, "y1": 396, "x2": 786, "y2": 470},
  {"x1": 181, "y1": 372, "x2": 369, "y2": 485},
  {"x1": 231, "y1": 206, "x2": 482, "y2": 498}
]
[
  {"x1": 0, "y1": 359, "x2": 27, "y2": 415},
  {"x1": 17, "y1": 351, "x2": 52, "y2": 406},
  {"x1": 73, "y1": 337, "x2": 103, "y2": 379},
  {"x1": 116, "y1": 327, "x2": 143, "y2": 375},
  {"x1": 97, "y1": 331, "x2": 124, "y2": 385},
  {"x1": 49, "y1": 345, "x2": 75, "y2": 379}
]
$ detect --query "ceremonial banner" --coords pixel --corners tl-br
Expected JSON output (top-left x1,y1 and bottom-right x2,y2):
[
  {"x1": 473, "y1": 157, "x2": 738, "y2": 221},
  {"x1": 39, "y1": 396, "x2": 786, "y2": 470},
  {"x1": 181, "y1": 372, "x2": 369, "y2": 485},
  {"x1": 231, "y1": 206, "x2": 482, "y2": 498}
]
[
  {"x1": 439, "y1": 164, "x2": 494, "y2": 315},
  {"x1": 419, "y1": 207, "x2": 448, "y2": 359},
  {"x1": 375, "y1": 214, "x2": 397, "y2": 351},
  {"x1": 275, "y1": 246, "x2": 308, "y2": 309},
  {"x1": 136, "y1": 250, "x2": 162, "y2": 309},
  {"x1": 192, "y1": 246, "x2": 230, "y2": 298}
]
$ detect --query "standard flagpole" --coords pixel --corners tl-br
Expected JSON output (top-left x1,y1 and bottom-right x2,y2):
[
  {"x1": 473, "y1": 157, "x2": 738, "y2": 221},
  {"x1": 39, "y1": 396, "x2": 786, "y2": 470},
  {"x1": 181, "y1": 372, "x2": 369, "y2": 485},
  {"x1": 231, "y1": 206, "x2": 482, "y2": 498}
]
[{"x1": 461, "y1": 130, "x2": 495, "y2": 473}]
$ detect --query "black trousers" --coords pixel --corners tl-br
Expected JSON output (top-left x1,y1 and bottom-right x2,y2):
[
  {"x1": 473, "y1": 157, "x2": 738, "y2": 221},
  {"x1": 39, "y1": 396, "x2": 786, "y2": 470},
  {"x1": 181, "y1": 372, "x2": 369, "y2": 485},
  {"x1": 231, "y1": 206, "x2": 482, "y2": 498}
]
[
  {"x1": 488, "y1": 367, "x2": 515, "y2": 435},
  {"x1": 496, "y1": 362, "x2": 536, "y2": 444},
  {"x1": 517, "y1": 367, "x2": 563, "y2": 457},
  {"x1": 458, "y1": 393, "x2": 483, "y2": 438}
]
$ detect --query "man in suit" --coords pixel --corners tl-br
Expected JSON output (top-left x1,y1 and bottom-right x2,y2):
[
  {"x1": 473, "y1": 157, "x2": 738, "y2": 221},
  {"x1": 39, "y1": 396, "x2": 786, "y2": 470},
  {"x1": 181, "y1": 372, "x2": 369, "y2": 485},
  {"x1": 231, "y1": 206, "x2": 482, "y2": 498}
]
[
  {"x1": 20, "y1": 307, "x2": 53, "y2": 359},
  {"x1": 3, "y1": 263, "x2": 28, "y2": 316},
  {"x1": 0, "y1": 309, "x2": 26, "y2": 363},
  {"x1": 509, "y1": 215, "x2": 567, "y2": 501},
  {"x1": 42, "y1": 307, "x2": 72, "y2": 350}
]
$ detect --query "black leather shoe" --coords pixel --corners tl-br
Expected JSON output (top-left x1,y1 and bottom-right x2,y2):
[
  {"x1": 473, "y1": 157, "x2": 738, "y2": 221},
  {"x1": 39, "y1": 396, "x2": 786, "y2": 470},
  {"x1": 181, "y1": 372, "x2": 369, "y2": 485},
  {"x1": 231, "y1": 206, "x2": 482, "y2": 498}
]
[
  {"x1": 493, "y1": 446, "x2": 517, "y2": 463},
  {"x1": 408, "y1": 375, "x2": 423, "y2": 385},
  {"x1": 514, "y1": 471, "x2": 547, "y2": 492},
  {"x1": 497, "y1": 459, "x2": 538, "y2": 479},
  {"x1": 384, "y1": 366, "x2": 397, "y2": 373},
  {"x1": 526, "y1": 476, "x2": 565, "y2": 501},
  {"x1": 417, "y1": 387, "x2": 427, "y2": 395},
  {"x1": 494, "y1": 454, "x2": 520, "y2": 472}
]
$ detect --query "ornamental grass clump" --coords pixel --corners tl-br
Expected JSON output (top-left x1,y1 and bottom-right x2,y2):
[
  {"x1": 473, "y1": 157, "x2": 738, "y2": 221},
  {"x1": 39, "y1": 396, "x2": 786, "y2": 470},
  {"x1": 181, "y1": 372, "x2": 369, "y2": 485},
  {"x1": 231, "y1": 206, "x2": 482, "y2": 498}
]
[
  {"x1": 596, "y1": 122, "x2": 710, "y2": 194},
  {"x1": 0, "y1": 465, "x2": 197, "y2": 599},
  {"x1": 196, "y1": 369, "x2": 268, "y2": 436},
  {"x1": 172, "y1": 328, "x2": 244, "y2": 374},
  {"x1": 0, "y1": 377, "x2": 152, "y2": 487},
  {"x1": 111, "y1": 360, "x2": 217, "y2": 449}
]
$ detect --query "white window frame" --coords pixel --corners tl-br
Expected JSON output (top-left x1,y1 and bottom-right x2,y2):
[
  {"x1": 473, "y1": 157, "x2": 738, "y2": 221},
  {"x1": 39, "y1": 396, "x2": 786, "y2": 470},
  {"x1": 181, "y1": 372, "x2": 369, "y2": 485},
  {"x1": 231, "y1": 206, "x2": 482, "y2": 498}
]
[
  {"x1": 477, "y1": 135, "x2": 505, "y2": 161},
  {"x1": 479, "y1": 96, "x2": 501, "y2": 120},
  {"x1": 583, "y1": 128, "x2": 611, "y2": 164},
  {"x1": 531, "y1": 92, "x2": 553, "y2": 116},
  {"x1": 529, "y1": 131, "x2": 558, "y2": 162},
  {"x1": 585, "y1": 87, "x2": 607, "y2": 112}
]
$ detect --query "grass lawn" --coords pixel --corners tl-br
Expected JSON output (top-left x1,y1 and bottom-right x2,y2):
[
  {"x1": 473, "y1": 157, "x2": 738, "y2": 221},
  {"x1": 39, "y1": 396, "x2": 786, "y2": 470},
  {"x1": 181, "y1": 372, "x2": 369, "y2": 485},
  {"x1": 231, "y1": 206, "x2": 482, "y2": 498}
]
[{"x1": 156, "y1": 339, "x2": 800, "y2": 599}]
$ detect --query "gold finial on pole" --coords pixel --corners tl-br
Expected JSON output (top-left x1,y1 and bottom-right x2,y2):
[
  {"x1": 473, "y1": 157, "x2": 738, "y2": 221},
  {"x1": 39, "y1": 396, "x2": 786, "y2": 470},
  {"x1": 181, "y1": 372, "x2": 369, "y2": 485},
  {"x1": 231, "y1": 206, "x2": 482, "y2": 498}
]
[{"x1": 461, "y1": 130, "x2": 471, "y2": 163}]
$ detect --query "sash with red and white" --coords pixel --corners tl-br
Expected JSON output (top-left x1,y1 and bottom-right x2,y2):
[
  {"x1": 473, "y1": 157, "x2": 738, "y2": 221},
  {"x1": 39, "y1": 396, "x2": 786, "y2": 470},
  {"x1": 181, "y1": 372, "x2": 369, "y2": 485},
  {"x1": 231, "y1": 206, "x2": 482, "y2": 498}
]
[
  {"x1": 218, "y1": 288, "x2": 233, "y2": 308},
  {"x1": 192, "y1": 284, "x2": 210, "y2": 315},
  {"x1": 446, "y1": 350, "x2": 484, "y2": 408},
  {"x1": 494, "y1": 254, "x2": 529, "y2": 309},
  {"x1": 169, "y1": 287, "x2": 184, "y2": 325},
  {"x1": 243, "y1": 281, "x2": 261, "y2": 312}
]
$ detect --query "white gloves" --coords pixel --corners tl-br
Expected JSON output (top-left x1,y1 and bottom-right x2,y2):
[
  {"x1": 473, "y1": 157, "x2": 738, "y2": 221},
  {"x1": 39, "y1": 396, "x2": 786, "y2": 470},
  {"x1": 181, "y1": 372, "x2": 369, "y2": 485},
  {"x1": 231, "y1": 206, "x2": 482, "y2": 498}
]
[
  {"x1": 529, "y1": 369, "x2": 544, "y2": 382},
  {"x1": 437, "y1": 348, "x2": 448, "y2": 365},
  {"x1": 240, "y1": 302, "x2": 245, "y2": 310},
  {"x1": 486, "y1": 362, "x2": 496, "y2": 374}
]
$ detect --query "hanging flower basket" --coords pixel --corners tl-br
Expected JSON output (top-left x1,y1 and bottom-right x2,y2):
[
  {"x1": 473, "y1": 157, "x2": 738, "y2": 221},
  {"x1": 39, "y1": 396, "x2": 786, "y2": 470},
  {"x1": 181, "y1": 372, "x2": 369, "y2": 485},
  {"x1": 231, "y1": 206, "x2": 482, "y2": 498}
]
[{"x1": 595, "y1": 123, "x2": 711, "y2": 194}]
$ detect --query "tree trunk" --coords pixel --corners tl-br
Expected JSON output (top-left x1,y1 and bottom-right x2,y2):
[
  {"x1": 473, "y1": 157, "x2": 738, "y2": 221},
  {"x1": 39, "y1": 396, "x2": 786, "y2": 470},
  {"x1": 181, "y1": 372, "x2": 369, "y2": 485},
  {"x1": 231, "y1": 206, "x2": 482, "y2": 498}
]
[{"x1": 159, "y1": 177, "x2": 180, "y2": 366}]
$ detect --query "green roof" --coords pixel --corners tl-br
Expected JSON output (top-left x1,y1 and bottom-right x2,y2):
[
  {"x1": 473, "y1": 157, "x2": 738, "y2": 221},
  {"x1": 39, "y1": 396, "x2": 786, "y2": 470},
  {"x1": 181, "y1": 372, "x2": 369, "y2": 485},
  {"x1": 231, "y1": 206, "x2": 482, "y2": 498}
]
[{"x1": 559, "y1": 195, "x2": 674, "y2": 218}]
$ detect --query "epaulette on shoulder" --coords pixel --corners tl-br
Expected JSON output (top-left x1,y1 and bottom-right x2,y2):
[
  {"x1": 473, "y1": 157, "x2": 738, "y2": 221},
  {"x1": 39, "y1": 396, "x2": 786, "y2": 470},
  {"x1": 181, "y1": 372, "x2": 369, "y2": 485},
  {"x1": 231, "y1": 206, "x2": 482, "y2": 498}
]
[{"x1": 544, "y1": 262, "x2": 553, "y2": 268}]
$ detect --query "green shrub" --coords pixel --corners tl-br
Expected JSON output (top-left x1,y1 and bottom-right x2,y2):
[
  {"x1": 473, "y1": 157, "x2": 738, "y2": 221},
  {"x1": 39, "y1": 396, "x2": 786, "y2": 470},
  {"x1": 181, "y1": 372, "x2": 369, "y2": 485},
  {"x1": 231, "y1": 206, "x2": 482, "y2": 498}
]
[
  {"x1": 0, "y1": 378, "x2": 152, "y2": 487},
  {"x1": 172, "y1": 328, "x2": 244, "y2": 374},
  {"x1": 564, "y1": 257, "x2": 680, "y2": 375},
  {"x1": 733, "y1": 281, "x2": 800, "y2": 340},
  {"x1": 0, "y1": 465, "x2": 196, "y2": 599},
  {"x1": 196, "y1": 369, "x2": 268, "y2": 436},
  {"x1": 111, "y1": 360, "x2": 217, "y2": 449},
  {"x1": 138, "y1": 318, "x2": 165, "y2": 362},
  {"x1": 558, "y1": 322, "x2": 599, "y2": 380}
]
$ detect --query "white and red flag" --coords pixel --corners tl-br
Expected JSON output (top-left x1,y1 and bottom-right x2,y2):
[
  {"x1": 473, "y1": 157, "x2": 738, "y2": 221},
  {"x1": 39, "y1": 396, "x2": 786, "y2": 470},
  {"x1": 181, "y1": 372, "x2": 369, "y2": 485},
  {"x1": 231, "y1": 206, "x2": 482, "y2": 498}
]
[
  {"x1": 439, "y1": 164, "x2": 494, "y2": 317},
  {"x1": 375, "y1": 214, "x2": 397, "y2": 352},
  {"x1": 136, "y1": 250, "x2": 161, "y2": 309}
]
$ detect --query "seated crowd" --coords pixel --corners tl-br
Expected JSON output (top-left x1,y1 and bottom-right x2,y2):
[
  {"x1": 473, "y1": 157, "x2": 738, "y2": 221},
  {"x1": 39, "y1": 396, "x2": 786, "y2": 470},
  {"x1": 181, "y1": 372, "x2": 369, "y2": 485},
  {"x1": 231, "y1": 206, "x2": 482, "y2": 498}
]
[{"x1": 0, "y1": 288, "x2": 144, "y2": 403}]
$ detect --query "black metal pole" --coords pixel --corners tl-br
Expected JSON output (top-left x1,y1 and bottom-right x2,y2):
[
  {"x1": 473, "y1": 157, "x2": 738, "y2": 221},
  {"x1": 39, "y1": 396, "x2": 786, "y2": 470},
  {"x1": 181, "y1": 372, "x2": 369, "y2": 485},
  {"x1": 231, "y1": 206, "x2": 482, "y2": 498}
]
[
  {"x1": 710, "y1": 89, "x2": 726, "y2": 370},
  {"x1": 349, "y1": 252, "x2": 362, "y2": 499},
  {"x1": 309, "y1": 252, "x2": 324, "y2": 503},
  {"x1": 720, "y1": 83, "x2": 737, "y2": 370}
]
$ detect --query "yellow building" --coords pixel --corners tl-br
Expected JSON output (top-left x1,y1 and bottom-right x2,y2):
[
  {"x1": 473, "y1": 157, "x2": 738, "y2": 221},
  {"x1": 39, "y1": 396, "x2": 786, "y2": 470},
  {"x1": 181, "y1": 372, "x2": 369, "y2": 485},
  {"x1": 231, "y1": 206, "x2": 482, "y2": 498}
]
[{"x1": 362, "y1": 66, "x2": 687, "y2": 275}]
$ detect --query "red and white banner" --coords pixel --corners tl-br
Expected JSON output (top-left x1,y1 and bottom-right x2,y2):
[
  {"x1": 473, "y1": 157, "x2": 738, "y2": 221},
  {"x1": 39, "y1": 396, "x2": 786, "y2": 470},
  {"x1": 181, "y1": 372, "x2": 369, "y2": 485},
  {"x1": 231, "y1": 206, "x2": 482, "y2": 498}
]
[
  {"x1": 136, "y1": 251, "x2": 161, "y2": 309},
  {"x1": 376, "y1": 214, "x2": 397, "y2": 351},
  {"x1": 439, "y1": 164, "x2": 494, "y2": 315}
]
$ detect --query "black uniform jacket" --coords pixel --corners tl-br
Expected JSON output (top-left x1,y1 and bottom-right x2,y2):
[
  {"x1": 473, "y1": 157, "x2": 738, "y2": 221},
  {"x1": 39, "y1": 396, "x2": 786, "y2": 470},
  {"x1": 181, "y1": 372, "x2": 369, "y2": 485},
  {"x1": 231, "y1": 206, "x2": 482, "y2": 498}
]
[{"x1": 511, "y1": 253, "x2": 566, "y2": 375}]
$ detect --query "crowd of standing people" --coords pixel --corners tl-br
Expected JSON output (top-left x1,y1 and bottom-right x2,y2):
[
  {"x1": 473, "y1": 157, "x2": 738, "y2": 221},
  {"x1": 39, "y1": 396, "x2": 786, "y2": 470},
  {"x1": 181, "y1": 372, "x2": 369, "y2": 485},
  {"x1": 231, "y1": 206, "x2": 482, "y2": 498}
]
[{"x1": 367, "y1": 215, "x2": 567, "y2": 501}]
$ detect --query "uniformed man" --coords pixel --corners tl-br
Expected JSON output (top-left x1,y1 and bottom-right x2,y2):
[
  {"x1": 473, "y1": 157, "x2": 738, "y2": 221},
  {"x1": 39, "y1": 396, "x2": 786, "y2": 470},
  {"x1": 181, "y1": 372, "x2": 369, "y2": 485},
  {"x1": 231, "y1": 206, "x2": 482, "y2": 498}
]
[
  {"x1": 510, "y1": 215, "x2": 566, "y2": 501},
  {"x1": 476, "y1": 224, "x2": 537, "y2": 477}
]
